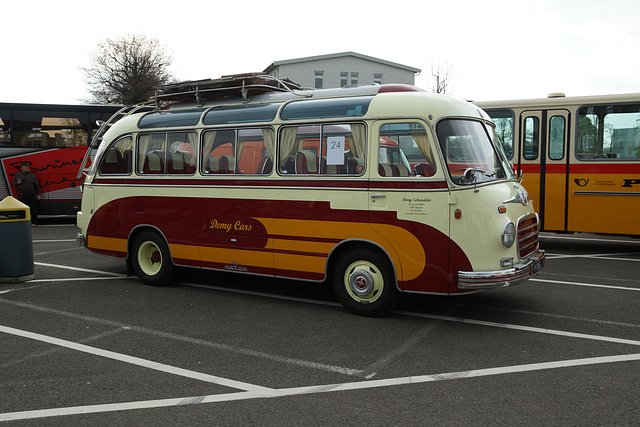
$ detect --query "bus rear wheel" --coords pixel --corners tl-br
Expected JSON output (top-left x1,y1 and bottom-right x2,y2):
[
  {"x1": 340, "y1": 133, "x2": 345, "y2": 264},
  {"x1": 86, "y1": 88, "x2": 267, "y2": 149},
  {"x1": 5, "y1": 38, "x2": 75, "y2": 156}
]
[
  {"x1": 332, "y1": 248, "x2": 400, "y2": 317},
  {"x1": 131, "y1": 231, "x2": 175, "y2": 286}
]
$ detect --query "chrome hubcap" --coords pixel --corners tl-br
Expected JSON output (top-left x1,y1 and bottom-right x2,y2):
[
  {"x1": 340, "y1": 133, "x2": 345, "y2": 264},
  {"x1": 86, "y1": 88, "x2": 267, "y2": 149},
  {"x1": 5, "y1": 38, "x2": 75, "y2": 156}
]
[{"x1": 349, "y1": 269, "x2": 374, "y2": 296}]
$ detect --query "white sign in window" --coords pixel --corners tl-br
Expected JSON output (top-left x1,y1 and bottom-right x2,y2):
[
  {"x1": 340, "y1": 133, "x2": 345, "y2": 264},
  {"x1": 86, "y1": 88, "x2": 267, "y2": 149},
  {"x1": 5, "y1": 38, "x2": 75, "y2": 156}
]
[{"x1": 327, "y1": 136, "x2": 345, "y2": 165}]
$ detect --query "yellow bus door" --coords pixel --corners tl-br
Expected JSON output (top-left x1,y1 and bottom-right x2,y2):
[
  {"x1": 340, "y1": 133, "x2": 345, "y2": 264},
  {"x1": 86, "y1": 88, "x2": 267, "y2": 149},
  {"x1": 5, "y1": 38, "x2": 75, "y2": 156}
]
[
  {"x1": 541, "y1": 110, "x2": 570, "y2": 231},
  {"x1": 520, "y1": 109, "x2": 570, "y2": 232}
]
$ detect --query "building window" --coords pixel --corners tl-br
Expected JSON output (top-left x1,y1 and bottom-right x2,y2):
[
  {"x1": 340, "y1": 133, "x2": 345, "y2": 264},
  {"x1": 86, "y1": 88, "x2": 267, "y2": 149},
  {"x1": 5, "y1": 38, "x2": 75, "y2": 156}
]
[
  {"x1": 350, "y1": 72, "x2": 359, "y2": 85},
  {"x1": 315, "y1": 71, "x2": 324, "y2": 89},
  {"x1": 374, "y1": 73, "x2": 383, "y2": 85},
  {"x1": 340, "y1": 72, "x2": 348, "y2": 87}
]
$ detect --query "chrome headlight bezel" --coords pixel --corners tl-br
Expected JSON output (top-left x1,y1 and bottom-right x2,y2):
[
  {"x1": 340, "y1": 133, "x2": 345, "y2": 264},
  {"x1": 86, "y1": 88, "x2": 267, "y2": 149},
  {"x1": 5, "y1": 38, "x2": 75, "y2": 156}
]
[{"x1": 501, "y1": 221, "x2": 516, "y2": 249}]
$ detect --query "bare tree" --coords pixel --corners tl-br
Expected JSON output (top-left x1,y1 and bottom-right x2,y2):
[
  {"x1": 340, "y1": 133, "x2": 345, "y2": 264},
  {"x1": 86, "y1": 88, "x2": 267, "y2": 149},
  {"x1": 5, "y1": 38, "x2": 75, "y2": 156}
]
[
  {"x1": 430, "y1": 61, "x2": 454, "y2": 95},
  {"x1": 82, "y1": 34, "x2": 175, "y2": 104}
]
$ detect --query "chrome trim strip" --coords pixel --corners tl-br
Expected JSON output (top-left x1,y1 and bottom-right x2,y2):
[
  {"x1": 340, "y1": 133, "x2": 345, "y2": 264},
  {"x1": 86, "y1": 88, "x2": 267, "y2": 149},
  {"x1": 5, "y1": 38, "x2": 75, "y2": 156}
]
[
  {"x1": 457, "y1": 250, "x2": 545, "y2": 290},
  {"x1": 574, "y1": 191, "x2": 640, "y2": 196}
]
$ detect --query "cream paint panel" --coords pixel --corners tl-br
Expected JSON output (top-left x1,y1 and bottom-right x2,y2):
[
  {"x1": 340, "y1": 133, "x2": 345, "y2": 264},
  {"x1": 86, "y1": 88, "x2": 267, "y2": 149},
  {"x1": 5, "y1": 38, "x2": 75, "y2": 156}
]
[
  {"x1": 378, "y1": 190, "x2": 450, "y2": 236},
  {"x1": 448, "y1": 183, "x2": 533, "y2": 271}
]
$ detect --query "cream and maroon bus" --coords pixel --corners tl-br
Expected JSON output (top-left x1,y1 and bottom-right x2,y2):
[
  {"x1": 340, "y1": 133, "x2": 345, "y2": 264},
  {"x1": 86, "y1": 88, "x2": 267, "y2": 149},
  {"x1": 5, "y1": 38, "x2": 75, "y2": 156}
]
[{"x1": 76, "y1": 75, "x2": 545, "y2": 316}]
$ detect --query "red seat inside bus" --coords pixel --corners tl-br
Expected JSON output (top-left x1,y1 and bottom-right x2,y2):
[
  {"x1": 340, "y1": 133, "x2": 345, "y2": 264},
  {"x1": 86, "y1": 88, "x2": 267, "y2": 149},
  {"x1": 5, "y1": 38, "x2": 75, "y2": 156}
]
[{"x1": 295, "y1": 151, "x2": 318, "y2": 174}]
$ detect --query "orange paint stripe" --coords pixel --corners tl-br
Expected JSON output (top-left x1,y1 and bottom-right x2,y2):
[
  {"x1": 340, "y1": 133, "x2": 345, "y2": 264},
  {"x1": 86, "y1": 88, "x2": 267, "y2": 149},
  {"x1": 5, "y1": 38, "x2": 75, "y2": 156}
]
[
  {"x1": 275, "y1": 252, "x2": 326, "y2": 275},
  {"x1": 169, "y1": 243, "x2": 200, "y2": 261},
  {"x1": 88, "y1": 236, "x2": 127, "y2": 253},
  {"x1": 200, "y1": 246, "x2": 273, "y2": 269},
  {"x1": 273, "y1": 238, "x2": 334, "y2": 255}
]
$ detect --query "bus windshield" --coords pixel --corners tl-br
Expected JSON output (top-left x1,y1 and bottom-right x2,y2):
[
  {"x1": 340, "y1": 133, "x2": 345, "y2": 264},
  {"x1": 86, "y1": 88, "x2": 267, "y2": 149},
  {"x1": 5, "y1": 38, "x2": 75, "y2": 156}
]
[{"x1": 437, "y1": 119, "x2": 512, "y2": 185}]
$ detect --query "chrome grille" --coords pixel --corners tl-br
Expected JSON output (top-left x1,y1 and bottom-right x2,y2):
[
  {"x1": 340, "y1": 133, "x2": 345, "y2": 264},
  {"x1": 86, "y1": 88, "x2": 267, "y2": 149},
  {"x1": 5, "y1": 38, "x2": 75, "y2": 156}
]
[{"x1": 517, "y1": 213, "x2": 539, "y2": 259}]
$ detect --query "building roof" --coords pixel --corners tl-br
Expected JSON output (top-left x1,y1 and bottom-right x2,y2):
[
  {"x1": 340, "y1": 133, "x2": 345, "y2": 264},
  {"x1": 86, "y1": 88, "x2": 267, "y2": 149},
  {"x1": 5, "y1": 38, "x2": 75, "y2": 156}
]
[{"x1": 263, "y1": 51, "x2": 421, "y2": 74}]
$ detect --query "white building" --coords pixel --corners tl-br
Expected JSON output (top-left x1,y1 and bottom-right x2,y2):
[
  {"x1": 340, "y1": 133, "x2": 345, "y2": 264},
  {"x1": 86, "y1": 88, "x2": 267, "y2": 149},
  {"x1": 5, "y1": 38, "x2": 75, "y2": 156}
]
[{"x1": 263, "y1": 51, "x2": 421, "y2": 89}]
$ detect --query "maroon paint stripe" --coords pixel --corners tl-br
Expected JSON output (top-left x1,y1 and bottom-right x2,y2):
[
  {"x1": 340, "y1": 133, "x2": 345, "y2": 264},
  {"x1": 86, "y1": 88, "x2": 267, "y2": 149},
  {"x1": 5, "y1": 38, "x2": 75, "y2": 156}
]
[
  {"x1": 273, "y1": 249, "x2": 328, "y2": 257},
  {"x1": 270, "y1": 234, "x2": 343, "y2": 244}
]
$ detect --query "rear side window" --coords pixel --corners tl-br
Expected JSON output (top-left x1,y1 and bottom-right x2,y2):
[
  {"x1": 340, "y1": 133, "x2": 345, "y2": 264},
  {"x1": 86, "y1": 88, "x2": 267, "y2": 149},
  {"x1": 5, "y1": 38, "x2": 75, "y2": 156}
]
[
  {"x1": 99, "y1": 135, "x2": 133, "y2": 175},
  {"x1": 137, "y1": 132, "x2": 197, "y2": 175},
  {"x1": 202, "y1": 127, "x2": 274, "y2": 175}
]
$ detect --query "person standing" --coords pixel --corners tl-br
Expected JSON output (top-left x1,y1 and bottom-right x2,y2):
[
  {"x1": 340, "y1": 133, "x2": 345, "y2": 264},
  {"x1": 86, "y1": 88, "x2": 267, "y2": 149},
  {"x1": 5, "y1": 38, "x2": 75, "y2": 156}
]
[{"x1": 11, "y1": 161, "x2": 41, "y2": 226}]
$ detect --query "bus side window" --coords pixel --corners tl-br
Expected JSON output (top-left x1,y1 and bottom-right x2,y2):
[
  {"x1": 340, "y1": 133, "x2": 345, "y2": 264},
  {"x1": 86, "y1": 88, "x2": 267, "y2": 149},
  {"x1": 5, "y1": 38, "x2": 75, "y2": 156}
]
[
  {"x1": 237, "y1": 127, "x2": 274, "y2": 175},
  {"x1": 523, "y1": 117, "x2": 539, "y2": 160},
  {"x1": 167, "y1": 132, "x2": 197, "y2": 174},
  {"x1": 278, "y1": 123, "x2": 366, "y2": 175},
  {"x1": 577, "y1": 104, "x2": 640, "y2": 160},
  {"x1": 378, "y1": 123, "x2": 435, "y2": 177},
  {"x1": 99, "y1": 135, "x2": 133, "y2": 175},
  {"x1": 202, "y1": 129, "x2": 236, "y2": 174},
  {"x1": 549, "y1": 116, "x2": 565, "y2": 160},
  {"x1": 138, "y1": 133, "x2": 166, "y2": 174}
]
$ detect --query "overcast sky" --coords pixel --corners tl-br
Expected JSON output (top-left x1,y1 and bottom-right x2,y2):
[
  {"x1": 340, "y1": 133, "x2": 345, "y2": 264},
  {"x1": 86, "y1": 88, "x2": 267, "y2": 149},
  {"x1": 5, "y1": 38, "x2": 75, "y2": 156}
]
[{"x1": 3, "y1": 0, "x2": 639, "y2": 105}]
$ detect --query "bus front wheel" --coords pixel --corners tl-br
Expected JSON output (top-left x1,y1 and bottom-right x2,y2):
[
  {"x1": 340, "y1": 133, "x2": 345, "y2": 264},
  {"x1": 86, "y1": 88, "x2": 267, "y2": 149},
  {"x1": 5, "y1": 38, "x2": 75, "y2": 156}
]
[
  {"x1": 332, "y1": 248, "x2": 400, "y2": 317},
  {"x1": 131, "y1": 231, "x2": 176, "y2": 286}
]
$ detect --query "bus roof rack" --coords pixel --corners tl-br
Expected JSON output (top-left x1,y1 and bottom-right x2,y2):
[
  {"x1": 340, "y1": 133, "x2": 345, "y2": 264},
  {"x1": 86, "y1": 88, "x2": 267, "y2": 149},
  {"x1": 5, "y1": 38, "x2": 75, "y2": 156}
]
[{"x1": 151, "y1": 73, "x2": 306, "y2": 106}]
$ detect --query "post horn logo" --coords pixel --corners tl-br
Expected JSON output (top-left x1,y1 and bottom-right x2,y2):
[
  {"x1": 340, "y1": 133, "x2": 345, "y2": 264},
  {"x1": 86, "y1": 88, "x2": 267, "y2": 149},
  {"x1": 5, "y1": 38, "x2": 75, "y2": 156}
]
[{"x1": 574, "y1": 178, "x2": 589, "y2": 187}]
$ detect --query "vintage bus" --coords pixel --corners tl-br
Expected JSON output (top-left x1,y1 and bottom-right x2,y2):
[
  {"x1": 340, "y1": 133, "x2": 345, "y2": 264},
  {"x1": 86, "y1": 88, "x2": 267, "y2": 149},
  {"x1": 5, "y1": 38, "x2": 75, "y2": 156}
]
[
  {"x1": 76, "y1": 75, "x2": 545, "y2": 316},
  {"x1": 474, "y1": 93, "x2": 640, "y2": 236},
  {"x1": 0, "y1": 102, "x2": 121, "y2": 215}
]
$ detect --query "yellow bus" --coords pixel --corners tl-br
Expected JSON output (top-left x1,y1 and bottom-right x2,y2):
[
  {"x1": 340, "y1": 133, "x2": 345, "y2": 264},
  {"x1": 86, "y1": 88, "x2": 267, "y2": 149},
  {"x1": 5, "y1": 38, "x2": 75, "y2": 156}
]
[
  {"x1": 76, "y1": 75, "x2": 545, "y2": 316},
  {"x1": 474, "y1": 93, "x2": 640, "y2": 236}
]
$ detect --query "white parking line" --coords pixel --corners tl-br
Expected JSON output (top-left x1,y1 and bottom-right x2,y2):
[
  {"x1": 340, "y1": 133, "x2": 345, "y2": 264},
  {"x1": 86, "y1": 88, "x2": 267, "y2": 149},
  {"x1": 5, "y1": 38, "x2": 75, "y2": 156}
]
[
  {"x1": 4, "y1": 262, "x2": 638, "y2": 422},
  {"x1": 395, "y1": 311, "x2": 640, "y2": 346},
  {"x1": 540, "y1": 234, "x2": 640, "y2": 245},
  {"x1": 29, "y1": 277, "x2": 131, "y2": 283},
  {"x1": 0, "y1": 325, "x2": 273, "y2": 394},
  {"x1": 531, "y1": 278, "x2": 640, "y2": 292},
  {"x1": 545, "y1": 252, "x2": 640, "y2": 262},
  {"x1": 2, "y1": 352, "x2": 639, "y2": 422},
  {"x1": 34, "y1": 262, "x2": 127, "y2": 277},
  {"x1": 0, "y1": 298, "x2": 374, "y2": 379}
]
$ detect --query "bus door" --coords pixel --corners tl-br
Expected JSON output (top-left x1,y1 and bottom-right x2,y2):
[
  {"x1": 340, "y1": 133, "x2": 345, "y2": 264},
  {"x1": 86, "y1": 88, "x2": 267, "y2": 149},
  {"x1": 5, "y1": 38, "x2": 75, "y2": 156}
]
[
  {"x1": 519, "y1": 109, "x2": 570, "y2": 231},
  {"x1": 369, "y1": 121, "x2": 451, "y2": 294}
]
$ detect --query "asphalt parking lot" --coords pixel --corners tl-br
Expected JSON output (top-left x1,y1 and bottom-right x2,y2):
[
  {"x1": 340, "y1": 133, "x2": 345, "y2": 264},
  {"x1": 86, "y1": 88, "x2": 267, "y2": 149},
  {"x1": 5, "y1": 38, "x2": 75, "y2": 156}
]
[{"x1": 1, "y1": 220, "x2": 639, "y2": 425}]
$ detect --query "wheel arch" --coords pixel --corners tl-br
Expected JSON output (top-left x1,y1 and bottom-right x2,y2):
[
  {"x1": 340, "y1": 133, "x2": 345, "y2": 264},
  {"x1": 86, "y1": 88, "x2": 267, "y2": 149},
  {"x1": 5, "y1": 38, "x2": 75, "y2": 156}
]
[
  {"x1": 126, "y1": 224, "x2": 175, "y2": 265},
  {"x1": 326, "y1": 239, "x2": 400, "y2": 292}
]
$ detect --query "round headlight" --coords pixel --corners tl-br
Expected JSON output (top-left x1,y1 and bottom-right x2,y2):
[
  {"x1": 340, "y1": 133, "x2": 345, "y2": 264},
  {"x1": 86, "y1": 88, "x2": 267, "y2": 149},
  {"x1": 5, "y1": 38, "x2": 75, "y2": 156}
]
[{"x1": 501, "y1": 222, "x2": 516, "y2": 249}]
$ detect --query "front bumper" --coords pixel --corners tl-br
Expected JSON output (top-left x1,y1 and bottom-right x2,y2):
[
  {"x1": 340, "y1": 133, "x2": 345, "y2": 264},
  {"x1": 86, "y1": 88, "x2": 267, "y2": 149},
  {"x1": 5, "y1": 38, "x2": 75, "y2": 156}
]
[{"x1": 457, "y1": 250, "x2": 545, "y2": 290}]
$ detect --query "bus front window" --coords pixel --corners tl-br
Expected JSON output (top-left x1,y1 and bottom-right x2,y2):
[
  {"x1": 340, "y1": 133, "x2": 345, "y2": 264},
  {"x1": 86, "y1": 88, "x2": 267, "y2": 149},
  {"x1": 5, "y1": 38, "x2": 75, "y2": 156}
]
[{"x1": 437, "y1": 119, "x2": 511, "y2": 185}]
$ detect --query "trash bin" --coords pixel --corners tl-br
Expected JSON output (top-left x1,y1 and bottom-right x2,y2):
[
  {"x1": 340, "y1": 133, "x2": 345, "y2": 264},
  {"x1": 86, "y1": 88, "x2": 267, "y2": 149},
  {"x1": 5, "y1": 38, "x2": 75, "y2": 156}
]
[{"x1": 0, "y1": 196, "x2": 35, "y2": 283}]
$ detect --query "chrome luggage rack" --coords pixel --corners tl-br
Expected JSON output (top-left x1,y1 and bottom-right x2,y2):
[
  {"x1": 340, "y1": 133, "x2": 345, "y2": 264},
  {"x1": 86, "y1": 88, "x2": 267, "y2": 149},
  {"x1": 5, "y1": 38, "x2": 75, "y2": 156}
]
[{"x1": 151, "y1": 73, "x2": 306, "y2": 107}]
